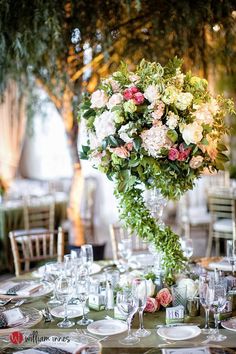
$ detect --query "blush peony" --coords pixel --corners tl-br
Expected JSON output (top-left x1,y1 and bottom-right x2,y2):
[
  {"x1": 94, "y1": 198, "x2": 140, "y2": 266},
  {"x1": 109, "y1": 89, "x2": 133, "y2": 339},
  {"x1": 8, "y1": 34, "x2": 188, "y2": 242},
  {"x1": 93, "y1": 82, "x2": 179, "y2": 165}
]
[{"x1": 156, "y1": 288, "x2": 172, "y2": 307}]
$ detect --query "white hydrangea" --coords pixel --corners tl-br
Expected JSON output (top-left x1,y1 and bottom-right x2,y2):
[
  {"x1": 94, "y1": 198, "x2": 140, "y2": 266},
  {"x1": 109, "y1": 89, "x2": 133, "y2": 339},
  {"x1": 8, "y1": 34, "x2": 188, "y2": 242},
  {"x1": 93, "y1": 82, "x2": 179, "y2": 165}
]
[
  {"x1": 175, "y1": 92, "x2": 193, "y2": 111},
  {"x1": 107, "y1": 93, "x2": 123, "y2": 110},
  {"x1": 141, "y1": 123, "x2": 172, "y2": 158},
  {"x1": 144, "y1": 85, "x2": 160, "y2": 103},
  {"x1": 118, "y1": 123, "x2": 136, "y2": 143},
  {"x1": 166, "y1": 112, "x2": 179, "y2": 129},
  {"x1": 91, "y1": 89, "x2": 108, "y2": 108},
  {"x1": 94, "y1": 110, "x2": 116, "y2": 142}
]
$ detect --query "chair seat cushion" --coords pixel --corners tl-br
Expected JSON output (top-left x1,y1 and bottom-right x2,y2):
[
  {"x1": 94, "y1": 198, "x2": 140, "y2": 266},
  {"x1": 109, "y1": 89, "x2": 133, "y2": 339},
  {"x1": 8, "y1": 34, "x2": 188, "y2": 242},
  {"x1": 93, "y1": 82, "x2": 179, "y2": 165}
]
[
  {"x1": 185, "y1": 206, "x2": 211, "y2": 226},
  {"x1": 213, "y1": 219, "x2": 233, "y2": 233}
]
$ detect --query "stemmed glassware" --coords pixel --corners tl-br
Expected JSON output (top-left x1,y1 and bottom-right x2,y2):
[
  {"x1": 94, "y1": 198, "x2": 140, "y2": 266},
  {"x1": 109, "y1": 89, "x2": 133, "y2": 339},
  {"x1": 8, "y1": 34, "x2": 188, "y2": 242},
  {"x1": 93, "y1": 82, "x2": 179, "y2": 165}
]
[
  {"x1": 116, "y1": 287, "x2": 139, "y2": 345},
  {"x1": 180, "y1": 237, "x2": 193, "y2": 260},
  {"x1": 81, "y1": 244, "x2": 94, "y2": 274},
  {"x1": 76, "y1": 268, "x2": 93, "y2": 326},
  {"x1": 55, "y1": 273, "x2": 74, "y2": 328},
  {"x1": 208, "y1": 281, "x2": 227, "y2": 342},
  {"x1": 132, "y1": 278, "x2": 151, "y2": 337},
  {"x1": 226, "y1": 239, "x2": 236, "y2": 275},
  {"x1": 118, "y1": 239, "x2": 132, "y2": 272},
  {"x1": 199, "y1": 274, "x2": 215, "y2": 334}
]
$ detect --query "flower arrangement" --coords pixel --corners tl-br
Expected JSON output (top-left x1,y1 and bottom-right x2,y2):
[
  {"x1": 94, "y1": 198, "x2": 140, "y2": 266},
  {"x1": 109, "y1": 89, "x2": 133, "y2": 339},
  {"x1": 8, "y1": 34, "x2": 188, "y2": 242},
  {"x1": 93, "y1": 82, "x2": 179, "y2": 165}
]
[{"x1": 79, "y1": 58, "x2": 235, "y2": 282}]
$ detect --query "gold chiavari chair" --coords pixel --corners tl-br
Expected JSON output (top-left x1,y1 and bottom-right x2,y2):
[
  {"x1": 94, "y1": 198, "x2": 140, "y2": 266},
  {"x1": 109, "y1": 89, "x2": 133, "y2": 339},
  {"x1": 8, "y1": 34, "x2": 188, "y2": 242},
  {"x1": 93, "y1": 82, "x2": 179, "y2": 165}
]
[{"x1": 9, "y1": 228, "x2": 64, "y2": 276}]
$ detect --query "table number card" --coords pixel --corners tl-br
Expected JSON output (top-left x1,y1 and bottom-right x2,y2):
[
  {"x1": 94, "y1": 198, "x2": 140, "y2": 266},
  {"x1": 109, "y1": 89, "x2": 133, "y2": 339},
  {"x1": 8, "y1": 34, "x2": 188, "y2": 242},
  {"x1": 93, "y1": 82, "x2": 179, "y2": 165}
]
[{"x1": 166, "y1": 305, "x2": 184, "y2": 324}]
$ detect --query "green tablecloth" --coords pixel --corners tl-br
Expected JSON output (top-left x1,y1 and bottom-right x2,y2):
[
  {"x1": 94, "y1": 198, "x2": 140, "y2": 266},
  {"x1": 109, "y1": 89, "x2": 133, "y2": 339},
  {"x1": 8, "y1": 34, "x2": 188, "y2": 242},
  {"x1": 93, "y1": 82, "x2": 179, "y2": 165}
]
[
  {"x1": 1, "y1": 271, "x2": 236, "y2": 353},
  {"x1": 0, "y1": 200, "x2": 67, "y2": 273}
]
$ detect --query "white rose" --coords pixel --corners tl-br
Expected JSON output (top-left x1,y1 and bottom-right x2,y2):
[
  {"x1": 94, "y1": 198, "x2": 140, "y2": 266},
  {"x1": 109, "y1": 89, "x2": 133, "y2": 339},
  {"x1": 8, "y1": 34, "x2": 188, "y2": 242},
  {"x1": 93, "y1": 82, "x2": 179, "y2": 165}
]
[
  {"x1": 94, "y1": 110, "x2": 116, "y2": 142},
  {"x1": 144, "y1": 85, "x2": 160, "y2": 103},
  {"x1": 175, "y1": 92, "x2": 193, "y2": 111},
  {"x1": 91, "y1": 89, "x2": 108, "y2": 108},
  {"x1": 107, "y1": 93, "x2": 123, "y2": 110},
  {"x1": 177, "y1": 278, "x2": 199, "y2": 298},
  {"x1": 182, "y1": 122, "x2": 203, "y2": 145},
  {"x1": 146, "y1": 279, "x2": 156, "y2": 297},
  {"x1": 189, "y1": 155, "x2": 204, "y2": 169}
]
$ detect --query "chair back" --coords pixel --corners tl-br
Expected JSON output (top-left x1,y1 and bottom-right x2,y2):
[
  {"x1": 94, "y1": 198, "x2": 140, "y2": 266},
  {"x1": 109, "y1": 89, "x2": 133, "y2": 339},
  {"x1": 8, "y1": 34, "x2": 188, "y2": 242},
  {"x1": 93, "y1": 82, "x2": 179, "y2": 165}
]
[
  {"x1": 80, "y1": 177, "x2": 97, "y2": 242},
  {"x1": 109, "y1": 223, "x2": 148, "y2": 260},
  {"x1": 9, "y1": 228, "x2": 64, "y2": 276},
  {"x1": 208, "y1": 192, "x2": 234, "y2": 220},
  {"x1": 23, "y1": 194, "x2": 55, "y2": 231}
]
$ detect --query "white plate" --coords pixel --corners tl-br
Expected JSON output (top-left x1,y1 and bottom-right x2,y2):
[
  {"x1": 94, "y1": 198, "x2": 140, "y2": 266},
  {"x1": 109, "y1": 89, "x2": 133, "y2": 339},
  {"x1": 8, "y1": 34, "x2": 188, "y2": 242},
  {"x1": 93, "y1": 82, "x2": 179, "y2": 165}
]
[
  {"x1": 208, "y1": 260, "x2": 232, "y2": 271},
  {"x1": 87, "y1": 319, "x2": 127, "y2": 336},
  {"x1": 50, "y1": 305, "x2": 88, "y2": 319},
  {"x1": 129, "y1": 253, "x2": 154, "y2": 268},
  {"x1": 0, "y1": 281, "x2": 52, "y2": 300},
  {"x1": 157, "y1": 326, "x2": 201, "y2": 341},
  {"x1": 0, "y1": 307, "x2": 42, "y2": 332},
  {"x1": 33, "y1": 262, "x2": 101, "y2": 277},
  {"x1": 221, "y1": 317, "x2": 236, "y2": 331}
]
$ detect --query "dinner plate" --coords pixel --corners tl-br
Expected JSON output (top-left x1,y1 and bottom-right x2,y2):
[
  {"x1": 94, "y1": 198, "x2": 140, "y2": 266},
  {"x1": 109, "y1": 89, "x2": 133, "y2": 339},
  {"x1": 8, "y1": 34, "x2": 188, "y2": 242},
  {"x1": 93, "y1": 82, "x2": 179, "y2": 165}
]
[
  {"x1": 33, "y1": 262, "x2": 101, "y2": 277},
  {"x1": 0, "y1": 281, "x2": 52, "y2": 300},
  {"x1": 87, "y1": 319, "x2": 127, "y2": 336},
  {"x1": 0, "y1": 307, "x2": 42, "y2": 332},
  {"x1": 208, "y1": 259, "x2": 232, "y2": 271},
  {"x1": 129, "y1": 253, "x2": 154, "y2": 268},
  {"x1": 157, "y1": 325, "x2": 201, "y2": 340},
  {"x1": 50, "y1": 305, "x2": 89, "y2": 319},
  {"x1": 221, "y1": 317, "x2": 236, "y2": 331}
]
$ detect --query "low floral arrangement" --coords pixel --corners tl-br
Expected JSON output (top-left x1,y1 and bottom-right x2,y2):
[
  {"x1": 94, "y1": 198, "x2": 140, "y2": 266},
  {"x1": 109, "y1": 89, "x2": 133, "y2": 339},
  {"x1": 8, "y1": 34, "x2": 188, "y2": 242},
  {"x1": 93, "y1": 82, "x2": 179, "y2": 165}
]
[
  {"x1": 145, "y1": 288, "x2": 172, "y2": 313},
  {"x1": 79, "y1": 58, "x2": 235, "y2": 282}
]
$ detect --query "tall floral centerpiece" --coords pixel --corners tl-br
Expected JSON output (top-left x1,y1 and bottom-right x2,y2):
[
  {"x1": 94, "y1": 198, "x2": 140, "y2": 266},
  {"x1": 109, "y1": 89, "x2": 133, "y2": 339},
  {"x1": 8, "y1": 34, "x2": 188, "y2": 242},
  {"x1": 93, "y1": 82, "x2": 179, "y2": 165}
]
[{"x1": 78, "y1": 58, "x2": 234, "y2": 283}]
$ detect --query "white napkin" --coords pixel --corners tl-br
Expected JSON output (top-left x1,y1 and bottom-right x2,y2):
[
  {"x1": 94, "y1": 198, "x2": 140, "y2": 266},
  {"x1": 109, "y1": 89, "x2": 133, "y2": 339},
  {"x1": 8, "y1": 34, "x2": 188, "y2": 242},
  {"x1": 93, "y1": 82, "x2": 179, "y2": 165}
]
[
  {"x1": 2, "y1": 308, "x2": 25, "y2": 326},
  {"x1": 38, "y1": 338, "x2": 86, "y2": 353},
  {"x1": 14, "y1": 350, "x2": 47, "y2": 354},
  {"x1": 0, "y1": 281, "x2": 43, "y2": 296},
  {"x1": 17, "y1": 283, "x2": 43, "y2": 296}
]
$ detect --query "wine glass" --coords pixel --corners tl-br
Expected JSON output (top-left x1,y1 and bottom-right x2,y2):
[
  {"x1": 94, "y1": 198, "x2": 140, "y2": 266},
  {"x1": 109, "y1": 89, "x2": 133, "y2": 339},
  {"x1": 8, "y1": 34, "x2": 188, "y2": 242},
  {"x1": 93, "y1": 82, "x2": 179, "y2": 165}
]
[
  {"x1": 56, "y1": 274, "x2": 74, "y2": 328},
  {"x1": 118, "y1": 239, "x2": 132, "y2": 272},
  {"x1": 116, "y1": 287, "x2": 139, "y2": 345},
  {"x1": 199, "y1": 274, "x2": 215, "y2": 334},
  {"x1": 180, "y1": 237, "x2": 193, "y2": 259},
  {"x1": 132, "y1": 278, "x2": 151, "y2": 337},
  {"x1": 76, "y1": 270, "x2": 93, "y2": 326},
  {"x1": 81, "y1": 244, "x2": 94, "y2": 273},
  {"x1": 208, "y1": 281, "x2": 227, "y2": 341},
  {"x1": 46, "y1": 262, "x2": 63, "y2": 306},
  {"x1": 226, "y1": 239, "x2": 236, "y2": 275}
]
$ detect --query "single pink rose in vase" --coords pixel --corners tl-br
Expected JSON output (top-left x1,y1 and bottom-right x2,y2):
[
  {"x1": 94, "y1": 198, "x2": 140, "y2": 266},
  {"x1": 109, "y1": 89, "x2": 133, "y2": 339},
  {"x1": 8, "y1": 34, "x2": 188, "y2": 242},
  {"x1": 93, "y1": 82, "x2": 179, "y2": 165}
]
[{"x1": 156, "y1": 288, "x2": 172, "y2": 307}]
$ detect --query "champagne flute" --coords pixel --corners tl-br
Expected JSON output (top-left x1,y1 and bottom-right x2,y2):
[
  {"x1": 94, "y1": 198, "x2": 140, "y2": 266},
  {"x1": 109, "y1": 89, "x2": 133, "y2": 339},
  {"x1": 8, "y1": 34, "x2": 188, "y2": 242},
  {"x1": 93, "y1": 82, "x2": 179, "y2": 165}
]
[
  {"x1": 76, "y1": 270, "x2": 93, "y2": 326},
  {"x1": 132, "y1": 278, "x2": 151, "y2": 337},
  {"x1": 209, "y1": 281, "x2": 227, "y2": 341},
  {"x1": 199, "y1": 274, "x2": 215, "y2": 334},
  {"x1": 226, "y1": 240, "x2": 236, "y2": 275},
  {"x1": 56, "y1": 274, "x2": 74, "y2": 328},
  {"x1": 118, "y1": 239, "x2": 132, "y2": 272},
  {"x1": 81, "y1": 244, "x2": 94, "y2": 274},
  {"x1": 116, "y1": 287, "x2": 139, "y2": 345}
]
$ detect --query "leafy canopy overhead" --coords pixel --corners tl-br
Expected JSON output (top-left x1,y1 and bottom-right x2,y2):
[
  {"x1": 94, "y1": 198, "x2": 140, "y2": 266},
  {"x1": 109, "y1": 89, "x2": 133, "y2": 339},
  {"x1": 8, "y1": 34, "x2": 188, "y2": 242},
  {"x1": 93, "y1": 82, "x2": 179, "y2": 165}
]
[{"x1": 1, "y1": 0, "x2": 236, "y2": 99}]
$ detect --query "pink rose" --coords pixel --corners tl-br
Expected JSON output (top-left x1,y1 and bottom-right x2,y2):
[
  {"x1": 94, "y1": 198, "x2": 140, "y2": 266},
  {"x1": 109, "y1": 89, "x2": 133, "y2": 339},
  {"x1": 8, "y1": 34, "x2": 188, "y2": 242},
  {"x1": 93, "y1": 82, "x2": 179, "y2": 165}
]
[
  {"x1": 130, "y1": 86, "x2": 139, "y2": 94},
  {"x1": 133, "y1": 92, "x2": 145, "y2": 105},
  {"x1": 112, "y1": 146, "x2": 130, "y2": 158},
  {"x1": 125, "y1": 142, "x2": 133, "y2": 151},
  {"x1": 144, "y1": 297, "x2": 159, "y2": 313},
  {"x1": 123, "y1": 88, "x2": 133, "y2": 100},
  {"x1": 156, "y1": 288, "x2": 172, "y2": 307},
  {"x1": 168, "y1": 148, "x2": 179, "y2": 161}
]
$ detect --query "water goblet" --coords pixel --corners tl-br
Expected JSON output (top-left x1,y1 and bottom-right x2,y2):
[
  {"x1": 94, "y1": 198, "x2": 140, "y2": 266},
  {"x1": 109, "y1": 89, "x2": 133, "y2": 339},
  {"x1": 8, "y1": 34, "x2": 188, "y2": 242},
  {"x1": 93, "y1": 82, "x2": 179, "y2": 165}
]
[
  {"x1": 132, "y1": 278, "x2": 151, "y2": 337},
  {"x1": 208, "y1": 281, "x2": 227, "y2": 341},
  {"x1": 81, "y1": 244, "x2": 94, "y2": 273},
  {"x1": 116, "y1": 287, "x2": 139, "y2": 345},
  {"x1": 77, "y1": 270, "x2": 93, "y2": 326},
  {"x1": 56, "y1": 274, "x2": 74, "y2": 328},
  {"x1": 199, "y1": 274, "x2": 215, "y2": 334}
]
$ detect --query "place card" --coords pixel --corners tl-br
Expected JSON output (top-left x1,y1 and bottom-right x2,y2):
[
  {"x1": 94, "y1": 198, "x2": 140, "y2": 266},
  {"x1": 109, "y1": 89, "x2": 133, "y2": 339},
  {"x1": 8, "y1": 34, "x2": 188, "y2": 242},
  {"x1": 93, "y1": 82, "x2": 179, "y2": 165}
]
[
  {"x1": 166, "y1": 305, "x2": 184, "y2": 324},
  {"x1": 2, "y1": 308, "x2": 24, "y2": 326},
  {"x1": 88, "y1": 293, "x2": 105, "y2": 311}
]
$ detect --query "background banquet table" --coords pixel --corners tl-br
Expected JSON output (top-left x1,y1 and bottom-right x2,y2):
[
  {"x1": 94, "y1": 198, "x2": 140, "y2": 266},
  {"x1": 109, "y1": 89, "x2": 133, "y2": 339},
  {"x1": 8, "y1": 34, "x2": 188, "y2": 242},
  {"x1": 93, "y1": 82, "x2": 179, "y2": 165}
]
[
  {"x1": 0, "y1": 193, "x2": 68, "y2": 273},
  {"x1": 1, "y1": 267, "x2": 236, "y2": 353}
]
